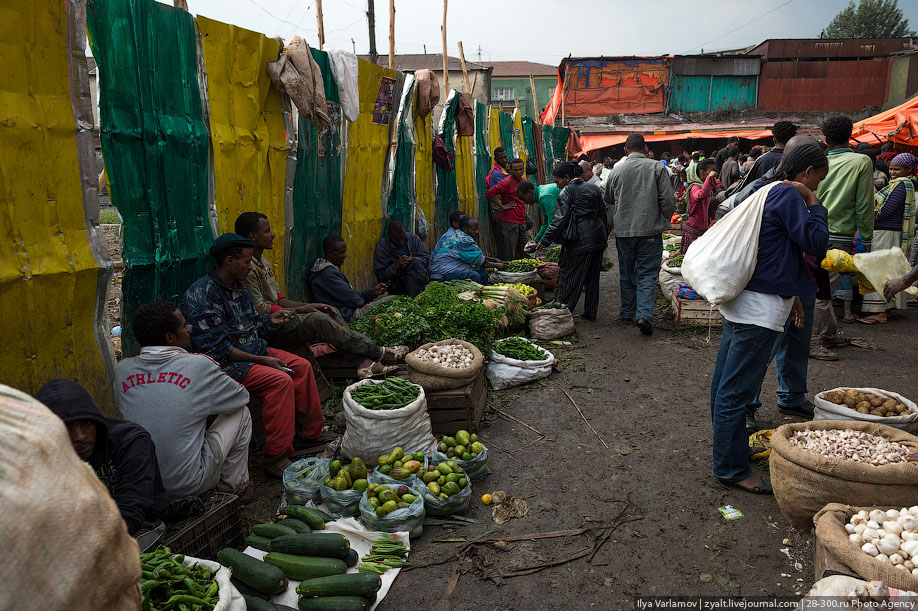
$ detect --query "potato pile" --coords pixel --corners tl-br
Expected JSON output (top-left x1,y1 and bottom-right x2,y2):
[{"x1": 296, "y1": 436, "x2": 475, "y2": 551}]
[{"x1": 824, "y1": 389, "x2": 911, "y2": 418}]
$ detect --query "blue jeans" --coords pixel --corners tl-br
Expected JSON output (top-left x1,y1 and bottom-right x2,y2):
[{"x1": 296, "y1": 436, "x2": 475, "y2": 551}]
[
  {"x1": 433, "y1": 267, "x2": 489, "y2": 284},
  {"x1": 615, "y1": 235, "x2": 663, "y2": 322},
  {"x1": 711, "y1": 318, "x2": 781, "y2": 482},
  {"x1": 747, "y1": 294, "x2": 815, "y2": 411}
]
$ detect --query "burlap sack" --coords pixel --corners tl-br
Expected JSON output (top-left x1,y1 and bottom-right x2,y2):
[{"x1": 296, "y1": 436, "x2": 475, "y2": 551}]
[
  {"x1": 814, "y1": 503, "x2": 918, "y2": 592},
  {"x1": 528, "y1": 308, "x2": 576, "y2": 340},
  {"x1": 406, "y1": 339, "x2": 483, "y2": 392},
  {"x1": 770, "y1": 421, "x2": 918, "y2": 531},
  {"x1": 536, "y1": 263, "x2": 559, "y2": 290},
  {"x1": 0, "y1": 384, "x2": 142, "y2": 610}
]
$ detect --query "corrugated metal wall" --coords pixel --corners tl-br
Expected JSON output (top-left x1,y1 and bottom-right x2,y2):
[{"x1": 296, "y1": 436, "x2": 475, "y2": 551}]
[
  {"x1": 758, "y1": 58, "x2": 891, "y2": 111},
  {"x1": 669, "y1": 75, "x2": 758, "y2": 113},
  {"x1": 0, "y1": 0, "x2": 114, "y2": 409}
]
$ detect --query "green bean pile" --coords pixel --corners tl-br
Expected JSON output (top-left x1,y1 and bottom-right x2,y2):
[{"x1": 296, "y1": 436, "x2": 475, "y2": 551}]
[
  {"x1": 351, "y1": 378, "x2": 421, "y2": 410},
  {"x1": 140, "y1": 546, "x2": 219, "y2": 610},
  {"x1": 495, "y1": 337, "x2": 547, "y2": 361},
  {"x1": 358, "y1": 535, "x2": 411, "y2": 574}
]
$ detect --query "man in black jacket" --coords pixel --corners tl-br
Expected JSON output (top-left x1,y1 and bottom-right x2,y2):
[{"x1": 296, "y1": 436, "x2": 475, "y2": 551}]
[{"x1": 35, "y1": 379, "x2": 165, "y2": 534}]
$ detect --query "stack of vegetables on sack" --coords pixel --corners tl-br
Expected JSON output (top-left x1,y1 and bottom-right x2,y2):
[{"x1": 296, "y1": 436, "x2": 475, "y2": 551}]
[
  {"x1": 358, "y1": 535, "x2": 410, "y2": 575},
  {"x1": 351, "y1": 283, "x2": 503, "y2": 354},
  {"x1": 504, "y1": 258, "x2": 542, "y2": 273},
  {"x1": 319, "y1": 458, "x2": 370, "y2": 517},
  {"x1": 375, "y1": 446, "x2": 425, "y2": 479},
  {"x1": 140, "y1": 547, "x2": 220, "y2": 611},
  {"x1": 364, "y1": 483, "x2": 418, "y2": 517},
  {"x1": 245, "y1": 506, "x2": 333, "y2": 552},
  {"x1": 296, "y1": 572, "x2": 382, "y2": 611},
  {"x1": 418, "y1": 459, "x2": 472, "y2": 514},
  {"x1": 541, "y1": 246, "x2": 561, "y2": 263},
  {"x1": 350, "y1": 378, "x2": 420, "y2": 411},
  {"x1": 494, "y1": 336, "x2": 548, "y2": 361},
  {"x1": 434, "y1": 429, "x2": 490, "y2": 481},
  {"x1": 822, "y1": 389, "x2": 913, "y2": 418}
]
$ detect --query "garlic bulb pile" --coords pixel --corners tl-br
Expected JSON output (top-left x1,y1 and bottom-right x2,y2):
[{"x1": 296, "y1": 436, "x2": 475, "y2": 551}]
[
  {"x1": 414, "y1": 344, "x2": 475, "y2": 369},
  {"x1": 788, "y1": 429, "x2": 910, "y2": 465},
  {"x1": 847, "y1": 507, "x2": 918, "y2": 574}
]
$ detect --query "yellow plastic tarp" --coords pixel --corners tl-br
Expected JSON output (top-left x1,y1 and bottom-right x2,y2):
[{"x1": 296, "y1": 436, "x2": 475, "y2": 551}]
[
  {"x1": 488, "y1": 106, "x2": 502, "y2": 163},
  {"x1": 197, "y1": 16, "x2": 289, "y2": 289},
  {"x1": 0, "y1": 0, "x2": 111, "y2": 404},
  {"x1": 412, "y1": 88, "x2": 435, "y2": 250},
  {"x1": 342, "y1": 61, "x2": 400, "y2": 289},
  {"x1": 455, "y1": 133, "x2": 477, "y2": 218},
  {"x1": 513, "y1": 110, "x2": 527, "y2": 167}
]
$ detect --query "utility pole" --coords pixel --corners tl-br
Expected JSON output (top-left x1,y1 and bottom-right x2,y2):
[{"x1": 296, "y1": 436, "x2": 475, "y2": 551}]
[
  {"x1": 367, "y1": 0, "x2": 378, "y2": 65},
  {"x1": 316, "y1": 0, "x2": 325, "y2": 50},
  {"x1": 351, "y1": 38, "x2": 356, "y2": 54},
  {"x1": 388, "y1": 0, "x2": 395, "y2": 70}
]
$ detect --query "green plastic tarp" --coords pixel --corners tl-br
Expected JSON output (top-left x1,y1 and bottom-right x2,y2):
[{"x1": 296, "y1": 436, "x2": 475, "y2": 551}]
[
  {"x1": 475, "y1": 102, "x2": 495, "y2": 256},
  {"x1": 434, "y1": 94, "x2": 460, "y2": 239},
  {"x1": 88, "y1": 0, "x2": 212, "y2": 355}
]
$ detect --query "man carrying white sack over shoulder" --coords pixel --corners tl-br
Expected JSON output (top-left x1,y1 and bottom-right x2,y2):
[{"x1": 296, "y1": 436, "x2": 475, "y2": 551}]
[{"x1": 115, "y1": 300, "x2": 254, "y2": 502}]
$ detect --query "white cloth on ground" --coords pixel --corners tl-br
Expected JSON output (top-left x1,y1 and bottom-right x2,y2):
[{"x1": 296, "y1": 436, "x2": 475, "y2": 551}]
[{"x1": 718, "y1": 290, "x2": 794, "y2": 332}]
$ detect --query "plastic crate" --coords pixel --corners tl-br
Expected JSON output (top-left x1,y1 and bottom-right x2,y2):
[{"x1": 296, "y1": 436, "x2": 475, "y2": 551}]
[{"x1": 161, "y1": 492, "x2": 243, "y2": 560}]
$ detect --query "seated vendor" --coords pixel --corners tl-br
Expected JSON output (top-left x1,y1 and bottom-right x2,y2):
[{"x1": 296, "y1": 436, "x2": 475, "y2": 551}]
[
  {"x1": 434, "y1": 210, "x2": 463, "y2": 252},
  {"x1": 36, "y1": 379, "x2": 166, "y2": 535},
  {"x1": 430, "y1": 215, "x2": 505, "y2": 283},
  {"x1": 373, "y1": 221, "x2": 430, "y2": 297},
  {"x1": 180, "y1": 233, "x2": 335, "y2": 478},
  {"x1": 309, "y1": 235, "x2": 389, "y2": 322},
  {"x1": 115, "y1": 301, "x2": 253, "y2": 502},
  {"x1": 236, "y1": 212, "x2": 404, "y2": 378}
]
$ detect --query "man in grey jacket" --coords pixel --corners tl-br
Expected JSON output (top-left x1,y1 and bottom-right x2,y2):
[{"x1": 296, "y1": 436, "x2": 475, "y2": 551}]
[{"x1": 605, "y1": 134, "x2": 676, "y2": 335}]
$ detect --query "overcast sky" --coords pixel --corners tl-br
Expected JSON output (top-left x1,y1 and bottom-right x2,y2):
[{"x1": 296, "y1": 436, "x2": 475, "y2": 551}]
[{"x1": 184, "y1": 0, "x2": 918, "y2": 65}]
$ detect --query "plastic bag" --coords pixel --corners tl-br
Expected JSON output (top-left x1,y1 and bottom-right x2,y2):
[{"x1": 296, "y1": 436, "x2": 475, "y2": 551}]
[
  {"x1": 855, "y1": 247, "x2": 918, "y2": 299},
  {"x1": 282, "y1": 457, "x2": 329, "y2": 505},
  {"x1": 358, "y1": 481, "x2": 426, "y2": 538},
  {"x1": 490, "y1": 269, "x2": 541, "y2": 286},
  {"x1": 821, "y1": 249, "x2": 858, "y2": 273},
  {"x1": 682, "y1": 182, "x2": 778, "y2": 304},
  {"x1": 486, "y1": 338, "x2": 555, "y2": 390},
  {"x1": 318, "y1": 483, "x2": 363, "y2": 517},
  {"x1": 370, "y1": 450, "x2": 428, "y2": 488},
  {"x1": 340, "y1": 379, "x2": 437, "y2": 463},
  {"x1": 528, "y1": 307, "x2": 575, "y2": 340},
  {"x1": 600, "y1": 245, "x2": 614, "y2": 272},
  {"x1": 418, "y1": 463, "x2": 472, "y2": 516},
  {"x1": 658, "y1": 267, "x2": 683, "y2": 297},
  {"x1": 432, "y1": 443, "x2": 490, "y2": 482}
]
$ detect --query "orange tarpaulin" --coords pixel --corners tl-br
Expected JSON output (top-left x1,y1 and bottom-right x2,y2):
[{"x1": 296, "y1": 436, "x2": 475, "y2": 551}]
[
  {"x1": 852, "y1": 95, "x2": 918, "y2": 147},
  {"x1": 579, "y1": 129, "x2": 774, "y2": 154}
]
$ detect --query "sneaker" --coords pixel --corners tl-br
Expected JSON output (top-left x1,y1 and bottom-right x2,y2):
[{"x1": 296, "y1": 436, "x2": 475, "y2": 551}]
[
  {"x1": 809, "y1": 343, "x2": 838, "y2": 361},
  {"x1": 636, "y1": 318, "x2": 653, "y2": 335},
  {"x1": 380, "y1": 346, "x2": 410, "y2": 363},
  {"x1": 819, "y1": 334, "x2": 850, "y2": 348},
  {"x1": 262, "y1": 453, "x2": 292, "y2": 479},
  {"x1": 778, "y1": 400, "x2": 815, "y2": 420},
  {"x1": 745, "y1": 407, "x2": 758, "y2": 434}
]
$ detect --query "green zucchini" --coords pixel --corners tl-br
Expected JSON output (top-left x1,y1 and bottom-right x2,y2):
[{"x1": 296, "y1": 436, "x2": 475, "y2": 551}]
[
  {"x1": 278, "y1": 518, "x2": 312, "y2": 533},
  {"x1": 296, "y1": 596, "x2": 369, "y2": 611},
  {"x1": 245, "y1": 534, "x2": 274, "y2": 552},
  {"x1": 278, "y1": 505, "x2": 326, "y2": 530},
  {"x1": 231, "y1": 577, "x2": 270, "y2": 600},
  {"x1": 217, "y1": 548, "x2": 288, "y2": 595},
  {"x1": 253, "y1": 523, "x2": 298, "y2": 538},
  {"x1": 242, "y1": 595, "x2": 279, "y2": 611},
  {"x1": 343, "y1": 548, "x2": 359, "y2": 568},
  {"x1": 263, "y1": 552, "x2": 347, "y2": 581},
  {"x1": 310, "y1": 508, "x2": 335, "y2": 522},
  {"x1": 269, "y1": 533, "x2": 350, "y2": 559},
  {"x1": 295, "y1": 573, "x2": 382, "y2": 598},
  {"x1": 276, "y1": 606, "x2": 299, "y2": 611}
]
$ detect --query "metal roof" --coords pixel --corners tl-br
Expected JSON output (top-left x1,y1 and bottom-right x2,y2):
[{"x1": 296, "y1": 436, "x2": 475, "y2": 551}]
[
  {"x1": 749, "y1": 38, "x2": 912, "y2": 59},
  {"x1": 671, "y1": 55, "x2": 761, "y2": 76}
]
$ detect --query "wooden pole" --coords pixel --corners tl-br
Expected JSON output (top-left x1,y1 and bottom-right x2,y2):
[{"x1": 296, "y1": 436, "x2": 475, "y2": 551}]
[
  {"x1": 529, "y1": 74, "x2": 539, "y2": 122},
  {"x1": 367, "y1": 0, "x2": 378, "y2": 65},
  {"x1": 316, "y1": 0, "x2": 325, "y2": 50},
  {"x1": 388, "y1": 0, "x2": 395, "y2": 70},
  {"x1": 470, "y1": 72, "x2": 478, "y2": 97},
  {"x1": 173, "y1": 0, "x2": 188, "y2": 10},
  {"x1": 457, "y1": 41, "x2": 471, "y2": 95},
  {"x1": 441, "y1": 0, "x2": 449, "y2": 93}
]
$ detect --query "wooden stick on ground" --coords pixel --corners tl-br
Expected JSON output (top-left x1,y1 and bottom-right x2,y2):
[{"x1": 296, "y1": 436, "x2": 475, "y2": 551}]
[
  {"x1": 560, "y1": 388, "x2": 608, "y2": 448},
  {"x1": 494, "y1": 408, "x2": 544, "y2": 436}
]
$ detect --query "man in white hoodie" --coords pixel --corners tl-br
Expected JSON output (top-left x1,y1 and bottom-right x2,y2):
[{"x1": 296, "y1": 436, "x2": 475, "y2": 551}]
[{"x1": 114, "y1": 301, "x2": 253, "y2": 501}]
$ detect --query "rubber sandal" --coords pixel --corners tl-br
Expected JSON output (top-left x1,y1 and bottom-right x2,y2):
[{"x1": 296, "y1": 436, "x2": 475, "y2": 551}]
[
  {"x1": 848, "y1": 338, "x2": 880, "y2": 351},
  {"x1": 717, "y1": 478, "x2": 773, "y2": 495},
  {"x1": 856, "y1": 317, "x2": 885, "y2": 325}
]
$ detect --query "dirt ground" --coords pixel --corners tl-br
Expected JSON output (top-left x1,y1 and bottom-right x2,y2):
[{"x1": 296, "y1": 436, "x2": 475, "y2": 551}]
[{"x1": 104, "y1": 230, "x2": 917, "y2": 608}]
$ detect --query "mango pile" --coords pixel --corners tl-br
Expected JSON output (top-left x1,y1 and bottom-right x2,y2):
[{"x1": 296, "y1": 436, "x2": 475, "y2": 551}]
[
  {"x1": 323, "y1": 457, "x2": 369, "y2": 492},
  {"x1": 376, "y1": 446, "x2": 425, "y2": 479},
  {"x1": 366, "y1": 483, "x2": 418, "y2": 517},
  {"x1": 437, "y1": 430, "x2": 483, "y2": 461},
  {"x1": 419, "y1": 461, "x2": 468, "y2": 498}
]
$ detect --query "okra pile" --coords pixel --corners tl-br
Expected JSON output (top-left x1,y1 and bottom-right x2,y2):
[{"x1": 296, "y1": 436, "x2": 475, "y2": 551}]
[
  {"x1": 140, "y1": 546, "x2": 219, "y2": 611},
  {"x1": 351, "y1": 377, "x2": 421, "y2": 410},
  {"x1": 358, "y1": 535, "x2": 410, "y2": 574}
]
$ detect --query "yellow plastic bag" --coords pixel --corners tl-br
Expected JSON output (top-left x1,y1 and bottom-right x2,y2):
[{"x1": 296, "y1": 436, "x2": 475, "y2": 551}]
[
  {"x1": 854, "y1": 248, "x2": 918, "y2": 299},
  {"x1": 820, "y1": 249, "x2": 857, "y2": 273},
  {"x1": 748, "y1": 429, "x2": 773, "y2": 460}
]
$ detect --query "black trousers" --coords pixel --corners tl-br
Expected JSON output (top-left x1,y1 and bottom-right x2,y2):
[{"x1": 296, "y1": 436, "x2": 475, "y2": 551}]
[{"x1": 556, "y1": 248, "x2": 603, "y2": 319}]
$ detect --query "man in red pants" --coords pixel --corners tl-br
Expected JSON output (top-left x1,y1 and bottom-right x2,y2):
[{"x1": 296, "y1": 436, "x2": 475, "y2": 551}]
[{"x1": 180, "y1": 233, "x2": 335, "y2": 477}]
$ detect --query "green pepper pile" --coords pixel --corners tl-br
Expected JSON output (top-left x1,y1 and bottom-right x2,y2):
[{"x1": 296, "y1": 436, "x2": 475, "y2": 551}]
[
  {"x1": 542, "y1": 246, "x2": 561, "y2": 263},
  {"x1": 351, "y1": 378, "x2": 421, "y2": 410},
  {"x1": 505, "y1": 258, "x2": 541, "y2": 272},
  {"x1": 494, "y1": 337, "x2": 547, "y2": 361},
  {"x1": 664, "y1": 243, "x2": 681, "y2": 253},
  {"x1": 667, "y1": 254, "x2": 685, "y2": 267},
  {"x1": 140, "y1": 546, "x2": 219, "y2": 610}
]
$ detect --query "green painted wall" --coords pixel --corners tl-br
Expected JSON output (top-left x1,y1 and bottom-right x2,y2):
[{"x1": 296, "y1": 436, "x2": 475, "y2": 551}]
[
  {"x1": 490, "y1": 75, "x2": 556, "y2": 118},
  {"x1": 669, "y1": 75, "x2": 758, "y2": 113}
]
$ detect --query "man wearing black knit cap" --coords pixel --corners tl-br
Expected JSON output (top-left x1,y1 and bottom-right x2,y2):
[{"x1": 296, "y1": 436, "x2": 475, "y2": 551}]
[
  {"x1": 35, "y1": 378, "x2": 165, "y2": 534},
  {"x1": 746, "y1": 121, "x2": 798, "y2": 182}
]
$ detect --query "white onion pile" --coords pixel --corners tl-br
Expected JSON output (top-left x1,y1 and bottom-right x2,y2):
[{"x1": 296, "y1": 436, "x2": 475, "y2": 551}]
[
  {"x1": 414, "y1": 344, "x2": 474, "y2": 369},
  {"x1": 788, "y1": 429, "x2": 910, "y2": 465},
  {"x1": 847, "y1": 507, "x2": 918, "y2": 575}
]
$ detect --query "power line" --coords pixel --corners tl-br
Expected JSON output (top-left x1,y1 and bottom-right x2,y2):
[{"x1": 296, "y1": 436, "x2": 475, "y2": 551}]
[
  {"x1": 240, "y1": 0, "x2": 316, "y2": 33},
  {"x1": 682, "y1": 0, "x2": 795, "y2": 54}
]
